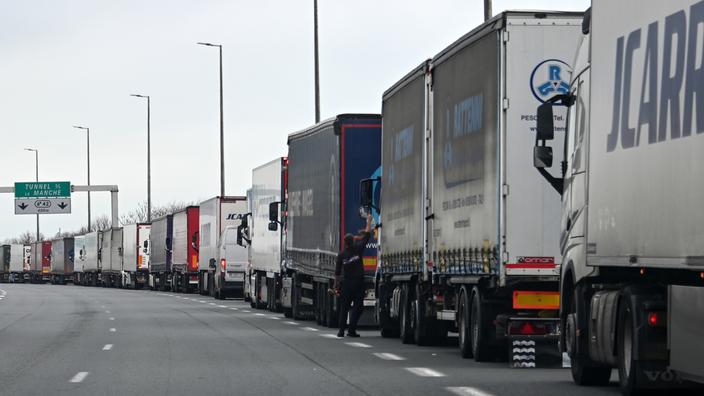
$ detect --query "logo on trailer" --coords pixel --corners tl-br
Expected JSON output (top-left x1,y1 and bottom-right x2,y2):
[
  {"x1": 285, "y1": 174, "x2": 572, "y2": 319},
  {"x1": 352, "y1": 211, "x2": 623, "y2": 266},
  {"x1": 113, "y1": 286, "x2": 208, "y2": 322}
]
[{"x1": 530, "y1": 59, "x2": 571, "y2": 103}]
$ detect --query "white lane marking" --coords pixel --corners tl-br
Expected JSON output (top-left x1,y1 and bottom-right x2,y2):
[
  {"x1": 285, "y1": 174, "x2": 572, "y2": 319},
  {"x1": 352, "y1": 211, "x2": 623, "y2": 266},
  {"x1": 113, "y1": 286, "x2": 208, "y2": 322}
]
[
  {"x1": 109, "y1": 317, "x2": 115, "y2": 321},
  {"x1": 284, "y1": 321, "x2": 299, "y2": 325},
  {"x1": 105, "y1": 310, "x2": 111, "y2": 314},
  {"x1": 320, "y1": 334, "x2": 341, "y2": 339},
  {"x1": 199, "y1": 301, "x2": 207, "y2": 303},
  {"x1": 242, "y1": 310, "x2": 251, "y2": 313},
  {"x1": 404, "y1": 367, "x2": 446, "y2": 377},
  {"x1": 267, "y1": 316, "x2": 280, "y2": 320},
  {"x1": 345, "y1": 342, "x2": 372, "y2": 348},
  {"x1": 373, "y1": 352, "x2": 406, "y2": 361},
  {"x1": 302, "y1": 327, "x2": 319, "y2": 332},
  {"x1": 218, "y1": 305, "x2": 227, "y2": 308},
  {"x1": 446, "y1": 387, "x2": 496, "y2": 396},
  {"x1": 183, "y1": 298, "x2": 190, "y2": 300},
  {"x1": 230, "y1": 307, "x2": 238, "y2": 311},
  {"x1": 255, "y1": 313, "x2": 266, "y2": 316},
  {"x1": 69, "y1": 372, "x2": 89, "y2": 383},
  {"x1": 109, "y1": 328, "x2": 116, "y2": 332},
  {"x1": 102, "y1": 344, "x2": 113, "y2": 351},
  {"x1": 209, "y1": 303, "x2": 216, "y2": 306}
]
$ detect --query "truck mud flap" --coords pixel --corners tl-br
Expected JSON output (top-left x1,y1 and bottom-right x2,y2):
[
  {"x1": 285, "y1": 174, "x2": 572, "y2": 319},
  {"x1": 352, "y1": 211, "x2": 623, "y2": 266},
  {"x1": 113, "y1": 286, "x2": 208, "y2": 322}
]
[{"x1": 509, "y1": 336, "x2": 561, "y2": 368}]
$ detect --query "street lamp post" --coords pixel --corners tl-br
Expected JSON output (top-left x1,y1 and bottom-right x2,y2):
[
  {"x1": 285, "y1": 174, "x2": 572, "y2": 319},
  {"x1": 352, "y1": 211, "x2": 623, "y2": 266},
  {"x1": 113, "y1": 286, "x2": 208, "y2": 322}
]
[
  {"x1": 24, "y1": 148, "x2": 39, "y2": 241},
  {"x1": 314, "y1": 0, "x2": 320, "y2": 123},
  {"x1": 73, "y1": 126, "x2": 91, "y2": 231},
  {"x1": 130, "y1": 94, "x2": 151, "y2": 222},
  {"x1": 197, "y1": 42, "x2": 225, "y2": 197}
]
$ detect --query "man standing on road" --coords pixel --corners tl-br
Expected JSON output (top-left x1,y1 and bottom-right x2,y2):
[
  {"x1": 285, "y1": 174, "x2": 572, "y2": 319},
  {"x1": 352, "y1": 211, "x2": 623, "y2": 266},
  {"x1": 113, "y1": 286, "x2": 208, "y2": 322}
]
[{"x1": 335, "y1": 213, "x2": 372, "y2": 338}]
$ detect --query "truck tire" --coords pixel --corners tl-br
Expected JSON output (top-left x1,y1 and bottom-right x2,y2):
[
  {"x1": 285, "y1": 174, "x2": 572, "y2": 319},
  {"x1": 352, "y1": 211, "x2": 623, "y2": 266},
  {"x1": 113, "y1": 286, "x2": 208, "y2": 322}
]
[
  {"x1": 255, "y1": 274, "x2": 266, "y2": 309},
  {"x1": 378, "y1": 283, "x2": 399, "y2": 338},
  {"x1": 617, "y1": 296, "x2": 640, "y2": 396},
  {"x1": 314, "y1": 283, "x2": 322, "y2": 325},
  {"x1": 458, "y1": 288, "x2": 473, "y2": 358},
  {"x1": 325, "y1": 285, "x2": 338, "y2": 328},
  {"x1": 399, "y1": 283, "x2": 414, "y2": 344},
  {"x1": 291, "y1": 274, "x2": 302, "y2": 320},
  {"x1": 470, "y1": 287, "x2": 492, "y2": 362},
  {"x1": 566, "y1": 288, "x2": 612, "y2": 386}
]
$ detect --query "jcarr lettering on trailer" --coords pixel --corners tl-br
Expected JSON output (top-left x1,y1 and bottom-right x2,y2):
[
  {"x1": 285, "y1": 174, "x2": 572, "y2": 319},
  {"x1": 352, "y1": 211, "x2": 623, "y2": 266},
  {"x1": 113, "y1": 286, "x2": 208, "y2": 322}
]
[{"x1": 606, "y1": 1, "x2": 704, "y2": 152}]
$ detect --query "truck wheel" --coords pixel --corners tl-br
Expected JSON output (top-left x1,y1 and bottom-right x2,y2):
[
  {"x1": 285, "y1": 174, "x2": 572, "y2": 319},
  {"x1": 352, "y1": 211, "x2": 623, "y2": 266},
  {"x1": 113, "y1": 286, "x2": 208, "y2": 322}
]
[
  {"x1": 412, "y1": 296, "x2": 430, "y2": 346},
  {"x1": 566, "y1": 289, "x2": 612, "y2": 386},
  {"x1": 325, "y1": 285, "x2": 338, "y2": 328},
  {"x1": 255, "y1": 274, "x2": 266, "y2": 310},
  {"x1": 458, "y1": 288, "x2": 473, "y2": 358},
  {"x1": 399, "y1": 283, "x2": 414, "y2": 344},
  {"x1": 291, "y1": 274, "x2": 302, "y2": 320},
  {"x1": 378, "y1": 284, "x2": 400, "y2": 338},
  {"x1": 470, "y1": 287, "x2": 491, "y2": 362},
  {"x1": 314, "y1": 284, "x2": 323, "y2": 325},
  {"x1": 617, "y1": 296, "x2": 640, "y2": 396}
]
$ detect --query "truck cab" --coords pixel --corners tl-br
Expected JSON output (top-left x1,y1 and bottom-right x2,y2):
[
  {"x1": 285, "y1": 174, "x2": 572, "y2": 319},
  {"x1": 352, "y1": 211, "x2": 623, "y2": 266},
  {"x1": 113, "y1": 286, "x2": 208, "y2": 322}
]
[
  {"x1": 534, "y1": 4, "x2": 704, "y2": 394},
  {"x1": 213, "y1": 225, "x2": 247, "y2": 299}
]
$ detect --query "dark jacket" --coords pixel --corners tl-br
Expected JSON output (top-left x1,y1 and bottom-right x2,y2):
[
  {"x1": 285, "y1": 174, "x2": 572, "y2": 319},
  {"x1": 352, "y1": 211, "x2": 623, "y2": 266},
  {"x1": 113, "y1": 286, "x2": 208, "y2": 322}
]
[{"x1": 335, "y1": 232, "x2": 371, "y2": 282}]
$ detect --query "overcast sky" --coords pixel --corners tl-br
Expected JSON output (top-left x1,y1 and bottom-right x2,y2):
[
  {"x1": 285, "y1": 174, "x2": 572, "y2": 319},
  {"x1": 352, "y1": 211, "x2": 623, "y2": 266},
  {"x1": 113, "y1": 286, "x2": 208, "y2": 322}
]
[{"x1": 0, "y1": 0, "x2": 589, "y2": 241}]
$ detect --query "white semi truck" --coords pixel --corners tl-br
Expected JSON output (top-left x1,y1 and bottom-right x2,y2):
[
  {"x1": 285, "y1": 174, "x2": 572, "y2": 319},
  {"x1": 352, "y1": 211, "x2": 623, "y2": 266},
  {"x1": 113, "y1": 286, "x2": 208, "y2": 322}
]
[
  {"x1": 533, "y1": 1, "x2": 704, "y2": 394},
  {"x1": 244, "y1": 158, "x2": 287, "y2": 311},
  {"x1": 198, "y1": 196, "x2": 248, "y2": 299},
  {"x1": 369, "y1": 11, "x2": 583, "y2": 364},
  {"x1": 121, "y1": 223, "x2": 150, "y2": 289}
]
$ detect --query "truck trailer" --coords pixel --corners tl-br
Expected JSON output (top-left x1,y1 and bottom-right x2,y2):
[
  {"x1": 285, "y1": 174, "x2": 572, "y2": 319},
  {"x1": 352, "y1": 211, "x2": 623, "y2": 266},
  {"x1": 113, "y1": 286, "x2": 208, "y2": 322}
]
[
  {"x1": 0, "y1": 245, "x2": 10, "y2": 282},
  {"x1": 100, "y1": 228, "x2": 123, "y2": 288},
  {"x1": 82, "y1": 231, "x2": 103, "y2": 286},
  {"x1": 73, "y1": 235, "x2": 85, "y2": 285},
  {"x1": 50, "y1": 237, "x2": 74, "y2": 285},
  {"x1": 171, "y1": 206, "x2": 200, "y2": 293},
  {"x1": 9, "y1": 244, "x2": 26, "y2": 282},
  {"x1": 150, "y1": 215, "x2": 173, "y2": 291},
  {"x1": 273, "y1": 114, "x2": 381, "y2": 325},
  {"x1": 245, "y1": 158, "x2": 287, "y2": 311},
  {"x1": 198, "y1": 196, "x2": 248, "y2": 299},
  {"x1": 121, "y1": 223, "x2": 150, "y2": 289},
  {"x1": 533, "y1": 2, "x2": 704, "y2": 394},
  {"x1": 29, "y1": 241, "x2": 51, "y2": 284},
  {"x1": 370, "y1": 11, "x2": 584, "y2": 364}
]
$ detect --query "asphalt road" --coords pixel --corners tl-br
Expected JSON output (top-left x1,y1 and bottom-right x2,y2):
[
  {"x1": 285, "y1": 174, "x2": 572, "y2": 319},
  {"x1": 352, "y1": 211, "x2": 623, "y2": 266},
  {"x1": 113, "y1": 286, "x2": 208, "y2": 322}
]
[{"x1": 0, "y1": 284, "x2": 622, "y2": 396}]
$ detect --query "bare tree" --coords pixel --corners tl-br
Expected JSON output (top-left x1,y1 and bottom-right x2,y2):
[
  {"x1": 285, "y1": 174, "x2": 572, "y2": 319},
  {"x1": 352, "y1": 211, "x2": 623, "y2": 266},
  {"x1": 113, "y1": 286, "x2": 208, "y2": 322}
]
[
  {"x1": 120, "y1": 200, "x2": 194, "y2": 226},
  {"x1": 4, "y1": 200, "x2": 196, "y2": 243},
  {"x1": 3, "y1": 230, "x2": 44, "y2": 244}
]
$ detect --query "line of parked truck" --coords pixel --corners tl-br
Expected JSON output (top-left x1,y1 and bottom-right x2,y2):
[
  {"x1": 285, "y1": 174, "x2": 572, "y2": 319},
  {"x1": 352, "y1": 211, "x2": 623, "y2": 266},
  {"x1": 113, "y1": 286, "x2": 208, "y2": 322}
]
[{"x1": 2, "y1": 3, "x2": 703, "y2": 394}]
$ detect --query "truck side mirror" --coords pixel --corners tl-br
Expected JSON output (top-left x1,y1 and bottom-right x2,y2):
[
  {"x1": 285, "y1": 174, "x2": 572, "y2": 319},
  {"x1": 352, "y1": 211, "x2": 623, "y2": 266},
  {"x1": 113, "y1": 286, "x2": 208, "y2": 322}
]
[
  {"x1": 360, "y1": 179, "x2": 374, "y2": 208},
  {"x1": 209, "y1": 258, "x2": 216, "y2": 269},
  {"x1": 236, "y1": 225, "x2": 244, "y2": 246},
  {"x1": 533, "y1": 146, "x2": 553, "y2": 168},
  {"x1": 268, "y1": 222, "x2": 278, "y2": 231},
  {"x1": 143, "y1": 240, "x2": 149, "y2": 249},
  {"x1": 536, "y1": 102, "x2": 555, "y2": 141},
  {"x1": 269, "y1": 202, "x2": 279, "y2": 223},
  {"x1": 240, "y1": 216, "x2": 248, "y2": 228}
]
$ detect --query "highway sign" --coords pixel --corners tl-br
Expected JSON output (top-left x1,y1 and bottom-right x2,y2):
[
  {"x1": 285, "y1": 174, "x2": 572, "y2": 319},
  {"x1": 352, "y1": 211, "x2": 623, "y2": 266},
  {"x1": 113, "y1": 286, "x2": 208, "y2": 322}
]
[
  {"x1": 14, "y1": 181, "x2": 71, "y2": 199},
  {"x1": 15, "y1": 198, "x2": 71, "y2": 215}
]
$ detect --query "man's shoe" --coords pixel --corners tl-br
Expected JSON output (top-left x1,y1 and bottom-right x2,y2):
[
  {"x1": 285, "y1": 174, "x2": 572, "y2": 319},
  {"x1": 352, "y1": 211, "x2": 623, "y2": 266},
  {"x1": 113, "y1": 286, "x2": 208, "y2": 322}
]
[
  {"x1": 347, "y1": 332, "x2": 360, "y2": 338},
  {"x1": 337, "y1": 330, "x2": 345, "y2": 338}
]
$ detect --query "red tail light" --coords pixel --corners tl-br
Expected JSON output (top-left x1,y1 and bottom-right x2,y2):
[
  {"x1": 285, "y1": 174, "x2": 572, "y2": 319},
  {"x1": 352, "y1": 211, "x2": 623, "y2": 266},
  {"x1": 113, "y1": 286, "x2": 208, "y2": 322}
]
[{"x1": 647, "y1": 312, "x2": 665, "y2": 327}]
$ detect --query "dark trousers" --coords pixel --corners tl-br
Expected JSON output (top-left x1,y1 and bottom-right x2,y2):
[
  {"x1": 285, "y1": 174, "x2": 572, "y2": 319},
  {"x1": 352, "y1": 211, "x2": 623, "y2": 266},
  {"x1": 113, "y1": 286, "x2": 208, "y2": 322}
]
[{"x1": 338, "y1": 278, "x2": 364, "y2": 333}]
